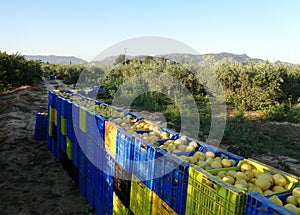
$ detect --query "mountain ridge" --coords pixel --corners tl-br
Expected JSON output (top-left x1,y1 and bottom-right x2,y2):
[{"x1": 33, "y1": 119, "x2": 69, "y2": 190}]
[
  {"x1": 92, "y1": 52, "x2": 296, "y2": 65},
  {"x1": 25, "y1": 53, "x2": 296, "y2": 65},
  {"x1": 25, "y1": 55, "x2": 87, "y2": 64}
]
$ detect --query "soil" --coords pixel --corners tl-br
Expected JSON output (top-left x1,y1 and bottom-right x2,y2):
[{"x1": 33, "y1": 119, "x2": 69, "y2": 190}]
[{"x1": 0, "y1": 78, "x2": 92, "y2": 214}]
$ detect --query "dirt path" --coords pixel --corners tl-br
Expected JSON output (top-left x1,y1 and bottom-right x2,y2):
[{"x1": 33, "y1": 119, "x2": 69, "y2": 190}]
[{"x1": 0, "y1": 78, "x2": 91, "y2": 214}]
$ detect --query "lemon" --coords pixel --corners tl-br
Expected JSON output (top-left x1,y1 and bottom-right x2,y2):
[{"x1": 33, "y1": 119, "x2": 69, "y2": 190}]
[
  {"x1": 269, "y1": 195, "x2": 283, "y2": 206},
  {"x1": 235, "y1": 172, "x2": 247, "y2": 180},
  {"x1": 178, "y1": 145, "x2": 187, "y2": 152},
  {"x1": 255, "y1": 178, "x2": 272, "y2": 191},
  {"x1": 284, "y1": 204, "x2": 299, "y2": 214},
  {"x1": 245, "y1": 171, "x2": 255, "y2": 180},
  {"x1": 293, "y1": 187, "x2": 300, "y2": 198},
  {"x1": 272, "y1": 174, "x2": 287, "y2": 186},
  {"x1": 263, "y1": 190, "x2": 274, "y2": 196},
  {"x1": 205, "y1": 151, "x2": 215, "y2": 158},
  {"x1": 240, "y1": 163, "x2": 252, "y2": 172},
  {"x1": 286, "y1": 195, "x2": 298, "y2": 206},
  {"x1": 272, "y1": 186, "x2": 285, "y2": 193},
  {"x1": 217, "y1": 171, "x2": 227, "y2": 179},
  {"x1": 221, "y1": 159, "x2": 233, "y2": 168},
  {"x1": 222, "y1": 176, "x2": 235, "y2": 185},
  {"x1": 210, "y1": 160, "x2": 222, "y2": 169},
  {"x1": 228, "y1": 170, "x2": 237, "y2": 178},
  {"x1": 258, "y1": 173, "x2": 273, "y2": 186}
]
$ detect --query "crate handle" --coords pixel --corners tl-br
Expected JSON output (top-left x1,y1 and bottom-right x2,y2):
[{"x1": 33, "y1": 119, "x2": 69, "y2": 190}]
[
  {"x1": 162, "y1": 202, "x2": 171, "y2": 212},
  {"x1": 141, "y1": 143, "x2": 147, "y2": 150},
  {"x1": 137, "y1": 180, "x2": 144, "y2": 188}
]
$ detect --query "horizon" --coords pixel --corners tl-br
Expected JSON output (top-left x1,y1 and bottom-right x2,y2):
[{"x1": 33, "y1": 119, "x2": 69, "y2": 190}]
[
  {"x1": 1, "y1": 0, "x2": 300, "y2": 64},
  {"x1": 23, "y1": 52, "x2": 297, "y2": 65}
]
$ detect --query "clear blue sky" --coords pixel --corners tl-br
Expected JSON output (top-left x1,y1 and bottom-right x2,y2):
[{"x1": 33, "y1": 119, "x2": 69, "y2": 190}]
[{"x1": 1, "y1": 0, "x2": 299, "y2": 63}]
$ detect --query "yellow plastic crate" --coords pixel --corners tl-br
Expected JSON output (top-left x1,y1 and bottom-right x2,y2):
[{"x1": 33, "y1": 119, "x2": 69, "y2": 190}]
[
  {"x1": 48, "y1": 122, "x2": 53, "y2": 137},
  {"x1": 61, "y1": 116, "x2": 67, "y2": 136},
  {"x1": 54, "y1": 108, "x2": 58, "y2": 126},
  {"x1": 49, "y1": 106, "x2": 55, "y2": 123},
  {"x1": 130, "y1": 174, "x2": 153, "y2": 215},
  {"x1": 113, "y1": 192, "x2": 131, "y2": 215},
  {"x1": 66, "y1": 137, "x2": 72, "y2": 160},
  {"x1": 104, "y1": 121, "x2": 117, "y2": 159},
  {"x1": 186, "y1": 166, "x2": 246, "y2": 215},
  {"x1": 152, "y1": 192, "x2": 177, "y2": 215},
  {"x1": 208, "y1": 159, "x2": 299, "y2": 196},
  {"x1": 79, "y1": 106, "x2": 86, "y2": 133}
]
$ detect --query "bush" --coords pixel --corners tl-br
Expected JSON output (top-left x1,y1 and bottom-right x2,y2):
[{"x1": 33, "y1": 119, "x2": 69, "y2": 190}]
[
  {"x1": 0, "y1": 51, "x2": 42, "y2": 91},
  {"x1": 266, "y1": 102, "x2": 300, "y2": 123}
]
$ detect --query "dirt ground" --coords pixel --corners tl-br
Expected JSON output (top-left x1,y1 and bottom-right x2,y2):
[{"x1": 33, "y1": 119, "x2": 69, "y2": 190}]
[{"x1": 0, "y1": 78, "x2": 92, "y2": 214}]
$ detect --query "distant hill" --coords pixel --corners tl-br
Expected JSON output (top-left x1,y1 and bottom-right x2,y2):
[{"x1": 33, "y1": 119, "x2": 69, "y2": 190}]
[
  {"x1": 91, "y1": 52, "x2": 266, "y2": 65},
  {"x1": 158, "y1": 52, "x2": 264, "y2": 64},
  {"x1": 25, "y1": 55, "x2": 87, "y2": 64},
  {"x1": 26, "y1": 53, "x2": 296, "y2": 66}
]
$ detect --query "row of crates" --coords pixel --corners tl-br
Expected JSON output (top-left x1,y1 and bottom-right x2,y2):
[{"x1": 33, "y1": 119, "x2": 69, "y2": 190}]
[{"x1": 46, "y1": 90, "x2": 300, "y2": 215}]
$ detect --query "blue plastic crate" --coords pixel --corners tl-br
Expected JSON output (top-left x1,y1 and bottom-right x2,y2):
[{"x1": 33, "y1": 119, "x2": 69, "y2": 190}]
[
  {"x1": 35, "y1": 111, "x2": 48, "y2": 129},
  {"x1": 65, "y1": 99, "x2": 72, "y2": 120},
  {"x1": 79, "y1": 173, "x2": 86, "y2": 197},
  {"x1": 60, "y1": 132, "x2": 66, "y2": 153},
  {"x1": 100, "y1": 180, "x2": 114, "y2": 213},
  {"x1": 245, "y1": 192, "x2": 297, "y2": 215},
  {"x1": 86, "y1": 136, "x2": 95, "y2": 164},
  {"x1": 74, "y1": 126, "x2": 86, "y2": 153},
  {"x1": 94, "y1": 192, "x2": 113, "y2": 215},
  {"x1": 67, "y1": 120, "x2": 74, "y2": 142},
  {"x1": 159, "y1": 127, "x2": 180, "y2": 140},
  {"x1": 57, "y1": 112, "x2": 61, "y2": 133},
  {"x1": 93, "y1": 145, "x2": 102, "y2": 170},
  {"x1": 153, "y1": 151, "x2": 190, "y2": 215},
  {"x1": 128, "y1": 112, "x2": 143, "y2": 121},
  {"x1": 95, "y1": 114, "x2": 106, "y2": 148},
  {"x1": 86, "y1": 158, "x2": 97, "y2": 181},
  {"x1": 56, "y1": 141, "x2": 61, "y2": 162},
  {"x1": 94, "y1": 192, "x2": 102, "y2": 215},
  {"x1": 34, "y1": 111, "x2": 48, "y2": 141},
  {"x1": 60, "y1": 98, "x2": 67, "y2": 118},
  {"x1": 200, "y1": 145, "x2": 244, "y2": 166},
  {"x1": 48, "y1": 90, "x2": 55, "y2": 107},
  {"x1": 92, "y1": 169, "x2": 103, "y2": 196},
  {"x1": 72, "y1": 138, "x2": 79, "y2": 168},
  {"x1": 86, "y1": 179, "x2": 94, "y2": 209},
  {"x1": 53, "y1": 93, "x2": 59, "y2": 110},
  {"x1": 34, "y1": 127, "x2": 47, "y2": 141},
  {"x1": 72, "y1": 103, "x2": 80, "y2": 127},
  {"x1": 52, "y1": 124, "x2": 57, "y2": 142},
  {"x1": 86, "y1": 110, "x2": 96, "y2": 138},
  {"x1": 132, "y1": 137, "x2": 163, "y2": 190},
  {"x1": 56, "y1": 95, "x2": 62, "y2": 114},
  {"x1": 79, "y1": 148, "x2": 86, "y2": 176},
  {"x1": 100, "y1": 149, "x2": 114, "y2": 186},
  {"x1": 116, "y1": 128, "x2": 135, "y2": 173}
]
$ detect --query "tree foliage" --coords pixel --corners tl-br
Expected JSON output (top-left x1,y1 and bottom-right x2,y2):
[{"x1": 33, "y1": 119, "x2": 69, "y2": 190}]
[
  {"x1": 0, "y1": 51, "x2": 42, "y2": 91},
  {"x1": 215, "y1": 61, "x2": 300, "y2": 111}
]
